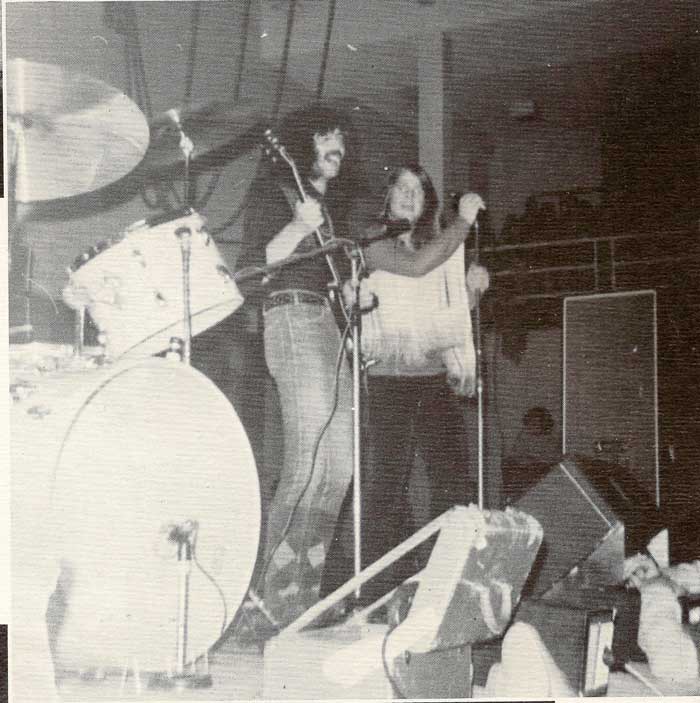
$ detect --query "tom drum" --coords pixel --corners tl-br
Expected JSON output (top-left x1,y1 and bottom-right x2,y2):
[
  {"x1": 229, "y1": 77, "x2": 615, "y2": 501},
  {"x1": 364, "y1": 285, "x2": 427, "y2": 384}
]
[{"x1": 65, "y1": 210, "x2": 243, "y2": 359}]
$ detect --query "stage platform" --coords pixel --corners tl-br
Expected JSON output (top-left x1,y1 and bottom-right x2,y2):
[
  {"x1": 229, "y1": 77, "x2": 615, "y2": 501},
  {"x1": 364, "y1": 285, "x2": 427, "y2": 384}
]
[{"x1": 52, "y1": 636, "x2": 700, "y2": 700}]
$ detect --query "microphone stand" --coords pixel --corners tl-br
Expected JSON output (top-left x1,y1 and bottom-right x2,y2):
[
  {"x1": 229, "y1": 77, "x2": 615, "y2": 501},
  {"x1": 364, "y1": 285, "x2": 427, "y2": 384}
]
[
  {"x1": 472, "y1": 219, "x2": 485, "y2": 510},
  {"x1": 173, "y1": 117, "x2": 195, "y2": 365},
  {"x1": 348, "y1": 247, "x2": 365, "y2": 598}
]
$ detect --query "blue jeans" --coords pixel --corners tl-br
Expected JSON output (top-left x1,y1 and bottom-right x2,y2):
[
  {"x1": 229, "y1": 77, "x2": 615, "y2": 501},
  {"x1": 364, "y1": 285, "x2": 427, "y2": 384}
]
[{"x1": 262, "y1": 296, "x2": 353, "y2": 626}]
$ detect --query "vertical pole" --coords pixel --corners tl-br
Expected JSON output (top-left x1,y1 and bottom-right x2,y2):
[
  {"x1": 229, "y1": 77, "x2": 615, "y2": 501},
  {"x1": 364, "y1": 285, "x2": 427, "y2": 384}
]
[
  {"x1": 473, "y1": 222, "x2": 485, "y2": 510},
  {"x1": 177, "y1": 227, "x2": 193, "y2": 365},
  {"x1": 350, "y1": 254, "x2": 363, "y2": 598},
  {"x1": 176, "y1": 541, "x2": 189, "y2": 675},
  {"x1": 74, "y1": 307, "x2": 85, "y2": 357}
]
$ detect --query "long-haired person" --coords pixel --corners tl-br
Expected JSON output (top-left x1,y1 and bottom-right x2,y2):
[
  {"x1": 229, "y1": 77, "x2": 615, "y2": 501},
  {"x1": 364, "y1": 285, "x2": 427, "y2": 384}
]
[
  {"x1": 235, "y1": 104, "x2": 356, "y2": 631},
  {"x1": 322, "y1": 164, "x2": 489, "y2": 604}
]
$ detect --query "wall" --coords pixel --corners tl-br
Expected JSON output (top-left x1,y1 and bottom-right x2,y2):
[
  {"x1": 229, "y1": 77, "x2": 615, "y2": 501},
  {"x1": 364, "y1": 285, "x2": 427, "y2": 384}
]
[
  {"x1": 487, "y1": 122, "x2": 601, "y2": 234},
  {"x1": 447, "y1": 58, "x2": 605, "y2": 233}
]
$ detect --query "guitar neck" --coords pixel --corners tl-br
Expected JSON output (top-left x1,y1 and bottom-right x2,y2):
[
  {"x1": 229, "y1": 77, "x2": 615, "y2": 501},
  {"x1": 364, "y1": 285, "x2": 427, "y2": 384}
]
[
  {"x1": 267, "y1": 135, "x2": 342, "y2": 292},
  {"x1": 289, "y1": 170, "x2": 341, "y2": 291}
]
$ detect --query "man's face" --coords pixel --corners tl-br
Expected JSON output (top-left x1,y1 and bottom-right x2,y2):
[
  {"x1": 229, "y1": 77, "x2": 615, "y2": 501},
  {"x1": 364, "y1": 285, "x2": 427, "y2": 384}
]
[{"x1": 311, "y1": 128, "x2": 345, "y2": 181}]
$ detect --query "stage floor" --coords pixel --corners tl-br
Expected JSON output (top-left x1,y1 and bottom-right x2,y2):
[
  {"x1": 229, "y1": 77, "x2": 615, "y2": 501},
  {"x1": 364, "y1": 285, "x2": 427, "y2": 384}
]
[
  {"x1": 56, "y1": 641, "x2": 265, "y2": 701},
  {"x1": 53, "y1": 635, "x2": 700, "y2": 700}
]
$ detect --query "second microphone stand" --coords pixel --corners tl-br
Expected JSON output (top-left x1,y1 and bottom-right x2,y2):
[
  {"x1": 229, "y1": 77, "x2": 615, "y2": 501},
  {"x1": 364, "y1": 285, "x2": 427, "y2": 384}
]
[
  {"x1": 347, "y1": 247, "x2": 365, "y2": 599},
  {"x1": 472, "y1": 220, "x2": 486, "y2": 510}
]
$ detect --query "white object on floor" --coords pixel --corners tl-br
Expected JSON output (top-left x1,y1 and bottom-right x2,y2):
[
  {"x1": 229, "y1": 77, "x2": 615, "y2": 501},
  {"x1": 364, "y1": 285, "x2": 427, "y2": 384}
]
[
  {"x1": 638, "y1": 576, "x2": 700, "y2": 682},
  {"x1": 483, "y1": 622, "x2": 575, "y2": 698}
]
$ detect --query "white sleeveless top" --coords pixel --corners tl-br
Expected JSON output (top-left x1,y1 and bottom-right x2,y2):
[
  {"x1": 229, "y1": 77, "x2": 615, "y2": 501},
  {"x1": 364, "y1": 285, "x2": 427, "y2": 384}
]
[{"x1": 360, "y1": 242, "x2": 476, "y2": 395}]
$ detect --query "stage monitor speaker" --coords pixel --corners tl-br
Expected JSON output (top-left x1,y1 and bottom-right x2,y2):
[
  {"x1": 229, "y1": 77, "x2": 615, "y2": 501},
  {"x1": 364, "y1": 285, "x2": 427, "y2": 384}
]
[
  {"x1": 472, "y1": 596, "x2": 617, "y2": 696},
  {"x1": 516, "y1": 458, "x2": 625, "y2": 598},
  {"x1": 563, "y1": 290, "x2": 659, "y2": 506}
]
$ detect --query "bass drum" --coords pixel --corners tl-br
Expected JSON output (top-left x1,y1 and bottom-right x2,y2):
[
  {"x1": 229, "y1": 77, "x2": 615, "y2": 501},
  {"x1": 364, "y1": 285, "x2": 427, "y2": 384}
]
[{"x1": 11, "y1": 357, "x2": 260, "y2": 675}]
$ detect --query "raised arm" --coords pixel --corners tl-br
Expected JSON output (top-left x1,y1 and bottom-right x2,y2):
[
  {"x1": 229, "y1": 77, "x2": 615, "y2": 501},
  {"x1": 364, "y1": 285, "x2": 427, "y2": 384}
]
[{"x1": 363, "y1": 193, "x2": 485, "y2": 277}]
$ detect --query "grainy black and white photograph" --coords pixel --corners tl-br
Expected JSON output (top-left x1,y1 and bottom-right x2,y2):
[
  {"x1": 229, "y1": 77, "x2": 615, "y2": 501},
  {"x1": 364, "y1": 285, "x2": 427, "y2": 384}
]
[{"x1": 4, "y1": 0, "x2": 700, "y2": 700}]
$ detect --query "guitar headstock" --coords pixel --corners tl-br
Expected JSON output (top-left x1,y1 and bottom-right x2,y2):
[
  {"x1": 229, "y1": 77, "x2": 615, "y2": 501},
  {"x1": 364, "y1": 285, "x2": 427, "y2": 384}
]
[{"x1": 263, "y1": 128, "x2": 294, "y2": 169}]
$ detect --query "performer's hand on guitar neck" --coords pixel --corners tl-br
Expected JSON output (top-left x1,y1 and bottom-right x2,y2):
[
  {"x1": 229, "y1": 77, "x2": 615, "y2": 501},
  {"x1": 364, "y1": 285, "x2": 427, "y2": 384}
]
[
  {"x1": 266, "y1": 198, "x2": 325, "y2": 264},
  {"x1": 294, "y1": 198, "x2": 325, "y2": 235},
  {"x1": 458, "y1": 192, "x2": 486, "y2": 228}
]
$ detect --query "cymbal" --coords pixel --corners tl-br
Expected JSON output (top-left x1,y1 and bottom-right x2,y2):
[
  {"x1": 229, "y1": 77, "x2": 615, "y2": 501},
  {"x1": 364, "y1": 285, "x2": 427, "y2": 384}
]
[
  {"x1": 6, "y1": 59, "x2": 150, "y2": 202},
  {"x1": 141, "y1": 100, "x2": 264, "y2": 171}
]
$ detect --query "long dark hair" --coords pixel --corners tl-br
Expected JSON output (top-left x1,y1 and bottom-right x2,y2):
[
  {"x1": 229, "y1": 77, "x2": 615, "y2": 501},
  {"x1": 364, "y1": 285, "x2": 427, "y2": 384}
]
[
  {"x1": 380, "y1": 164, "x2": 439, "y2": 249},
  {"x1": 268, "y1": 102, "x2": 352, "y2": 183}
]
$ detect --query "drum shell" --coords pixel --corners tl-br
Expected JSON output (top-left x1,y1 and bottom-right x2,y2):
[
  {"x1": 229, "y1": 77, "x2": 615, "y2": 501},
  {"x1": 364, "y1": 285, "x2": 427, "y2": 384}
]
[
  {"x1": 69, "y1": 212, "x2": 243, "y2": 359},
  {"x1": 11, "y1": 357, "x2": 260, "y2": 673}
]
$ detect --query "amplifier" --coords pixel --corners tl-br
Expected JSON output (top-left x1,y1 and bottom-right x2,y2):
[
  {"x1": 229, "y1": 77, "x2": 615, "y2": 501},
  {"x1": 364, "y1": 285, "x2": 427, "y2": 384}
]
[{"x1": 473, "y1": 594, "x2": 617, "y2": 696}]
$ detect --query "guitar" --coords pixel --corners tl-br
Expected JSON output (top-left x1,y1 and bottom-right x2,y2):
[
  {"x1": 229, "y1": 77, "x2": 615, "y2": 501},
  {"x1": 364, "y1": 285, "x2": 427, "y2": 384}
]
[{"x1": 262, "y1": 128, "x2": 341, "y2": 299}]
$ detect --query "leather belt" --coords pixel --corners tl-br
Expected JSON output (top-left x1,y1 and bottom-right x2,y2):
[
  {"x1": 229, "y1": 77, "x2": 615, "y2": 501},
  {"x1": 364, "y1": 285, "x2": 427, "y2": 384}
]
[{"x1": 263, "y1": 290, "x2": 328, "y2": 312}]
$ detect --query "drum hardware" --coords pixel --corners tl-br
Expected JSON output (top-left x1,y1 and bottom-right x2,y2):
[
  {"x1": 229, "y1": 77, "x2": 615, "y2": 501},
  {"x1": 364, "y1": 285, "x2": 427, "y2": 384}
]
[
  {"x1": 176, "y1": 225, "x2": 194, "y2": 365},
  {"x1": 217, "y1": 264, "x2": 234, "y2": 280},
  {"x1": 143, "y1": 100, "x2": 263, "y2": 172},
  {"x1": 74, "y1": 307, "x2": 86, "y2": 358},
  {"x1": 148, "y1": 520, "x2": 214, "y2": 690},
  {"x1": 165, "y1": 337, "x2": 185, "y2": 362},
  {"x1": 164, "y1": 108, "x2": 195, "y2": 208}
]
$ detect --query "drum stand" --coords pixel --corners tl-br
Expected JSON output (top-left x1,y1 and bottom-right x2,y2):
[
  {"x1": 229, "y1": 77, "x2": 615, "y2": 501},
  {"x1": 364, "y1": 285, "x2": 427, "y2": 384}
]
[
  {"x1": 150, "y1": 520, "x2": 213, "y2": 690},
  {"x1": 176, "y1": 225, "x2": 194, "y2": 365},
  {"x1": 74, "y1": 306, "x2": 86, "y2": 357},
  {"x1": 171, "y1": 114, "x2": 196, "y2": 365}
]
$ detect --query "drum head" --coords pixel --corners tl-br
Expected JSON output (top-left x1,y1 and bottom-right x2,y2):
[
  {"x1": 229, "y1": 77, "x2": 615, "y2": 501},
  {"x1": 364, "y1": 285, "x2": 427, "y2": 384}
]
[{"x1": 46, "y1": 361, "x2": 260, "y2": 672}]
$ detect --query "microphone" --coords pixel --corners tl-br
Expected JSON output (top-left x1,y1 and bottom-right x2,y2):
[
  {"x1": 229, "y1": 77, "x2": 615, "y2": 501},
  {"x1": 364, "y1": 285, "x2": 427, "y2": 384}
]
[{"x1": 165, "y1": 108, "x2": 182, "y2": 129}]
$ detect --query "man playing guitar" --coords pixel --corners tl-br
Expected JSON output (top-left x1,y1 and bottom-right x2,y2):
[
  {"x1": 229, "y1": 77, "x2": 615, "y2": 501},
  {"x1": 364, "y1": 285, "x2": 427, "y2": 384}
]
[{"x1": 235, "y1": 104, "x2": 354, "y2": 633}]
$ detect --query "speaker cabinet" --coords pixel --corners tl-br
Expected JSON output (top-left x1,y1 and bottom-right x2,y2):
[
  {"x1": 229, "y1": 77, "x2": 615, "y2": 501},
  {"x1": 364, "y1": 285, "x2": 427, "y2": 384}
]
[
  {"x1": 563, "y1": 290, "x2": 659, "y2": 505},
  {"x1": 516, "y1": 458, "x2": 622, "y2": 598}
]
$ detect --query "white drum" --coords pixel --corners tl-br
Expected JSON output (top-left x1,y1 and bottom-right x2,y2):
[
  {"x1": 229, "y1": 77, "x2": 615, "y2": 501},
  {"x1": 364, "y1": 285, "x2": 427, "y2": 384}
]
[
  {"x1": 65, "y1": 210, "x2": 243, "y2": 359},
  {"x1": 11, "y1": 357, "x2": 260, "y2": 678}
]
